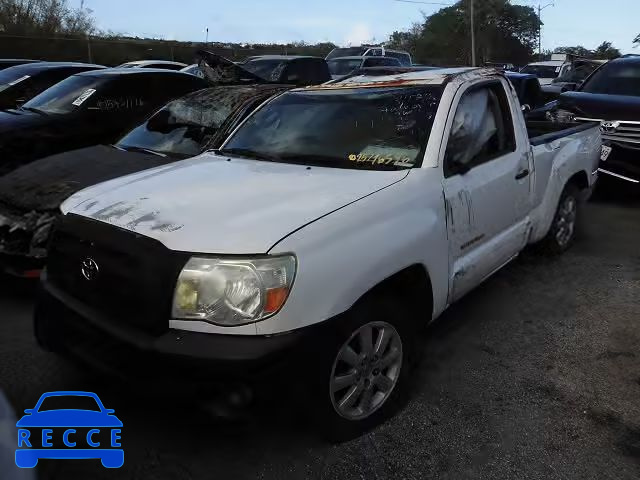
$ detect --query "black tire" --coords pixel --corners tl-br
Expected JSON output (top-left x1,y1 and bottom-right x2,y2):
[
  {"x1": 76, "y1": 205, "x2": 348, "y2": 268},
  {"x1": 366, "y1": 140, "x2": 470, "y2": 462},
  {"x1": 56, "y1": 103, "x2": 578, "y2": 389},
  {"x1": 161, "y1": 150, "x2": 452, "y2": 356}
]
[
  {"x1": 308, "y1": 295, "x2": 421, "y2": 442},
  {"x1": 539, "y1": 183, "x2": 581, "y2": 255}
]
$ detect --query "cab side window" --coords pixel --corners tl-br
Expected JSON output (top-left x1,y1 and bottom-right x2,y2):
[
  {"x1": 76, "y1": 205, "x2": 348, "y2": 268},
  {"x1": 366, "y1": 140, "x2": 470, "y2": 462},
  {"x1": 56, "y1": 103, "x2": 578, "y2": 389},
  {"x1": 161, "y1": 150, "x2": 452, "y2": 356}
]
[{"x1": 444, "y1": 82, "x2": 516, "y2": 177}]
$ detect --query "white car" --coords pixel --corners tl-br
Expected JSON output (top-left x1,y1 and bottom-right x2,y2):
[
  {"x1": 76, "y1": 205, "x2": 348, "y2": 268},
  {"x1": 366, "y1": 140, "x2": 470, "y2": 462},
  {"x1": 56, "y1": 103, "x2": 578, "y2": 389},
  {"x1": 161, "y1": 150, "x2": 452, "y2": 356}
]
[
  {"x1": 36, "y1": 67, "x2": 601, "y2": 440},
  {"x1": 520, "y1": 60, "x2": 568, "y2": 85}
]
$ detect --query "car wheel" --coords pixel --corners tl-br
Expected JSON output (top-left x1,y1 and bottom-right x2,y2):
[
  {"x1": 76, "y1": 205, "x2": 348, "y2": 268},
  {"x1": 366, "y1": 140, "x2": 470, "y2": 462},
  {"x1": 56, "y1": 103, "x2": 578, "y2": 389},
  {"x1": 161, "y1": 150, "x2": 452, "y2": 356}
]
[
  {"x1": 540, "y1": 183, "x2": 580, "y2": 255},
  {"x1": 310, "y1": 296, "x2": 418, "y2": 442}
]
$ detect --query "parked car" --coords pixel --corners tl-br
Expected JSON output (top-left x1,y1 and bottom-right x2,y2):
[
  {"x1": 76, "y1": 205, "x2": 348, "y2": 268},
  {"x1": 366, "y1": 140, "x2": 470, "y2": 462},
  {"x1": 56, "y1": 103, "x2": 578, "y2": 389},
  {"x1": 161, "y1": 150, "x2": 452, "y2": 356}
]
[
  {"x1": 326, "y1": 45, "x2": 412, "y2": 66},
  {"x1": 541, "y1": 59, "x2": 607, "y2": 99},
  {"x1": 117, "y1": 60, "x2": 188, "y2": 70},
  {"x1": 328, "y1": 56, "x2": 401, "y2": 79},
  {"x1": 0, "y1": 59, "x2": 41, "y2": 70},
  {"x1": 238, "y1": 55, "x2": 331, "y2": 85},
  {"x1": 520, "y1": 60, "x2": 566, "y2": 85},
  {"x1": 0, "y1": 84, "x2": 289, "y2": 277},
  {"x1": 549, "y1": 55, "x2": 640, "y2": 185},
  {"x1": 35, "y1": 67, "x2": 600, "y2": 440},
  {"x1": 0, "y1": 62, "x2": 105, "y2": 109},
  {"x1": 0, "y1": 68, "x2": 208, "y2": 176}
]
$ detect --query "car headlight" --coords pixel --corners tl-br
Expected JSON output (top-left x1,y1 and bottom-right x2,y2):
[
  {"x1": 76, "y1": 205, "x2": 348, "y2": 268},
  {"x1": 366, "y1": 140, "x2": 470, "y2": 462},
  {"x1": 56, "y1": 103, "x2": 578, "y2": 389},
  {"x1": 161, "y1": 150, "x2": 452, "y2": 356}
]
[
  {"x1": 172, "y1": 255, "x2": 296, "y2": 326},
  {"x1": 547, "y1": 108, "x2": 576, "y2": 123}
]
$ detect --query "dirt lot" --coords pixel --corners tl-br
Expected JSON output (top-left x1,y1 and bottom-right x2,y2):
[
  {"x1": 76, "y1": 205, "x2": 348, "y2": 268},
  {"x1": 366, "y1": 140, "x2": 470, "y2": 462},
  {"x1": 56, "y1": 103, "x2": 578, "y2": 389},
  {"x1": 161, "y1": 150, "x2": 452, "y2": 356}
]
[{"x1": 0, "y1": 183, "x2": 639, "y2": 480}]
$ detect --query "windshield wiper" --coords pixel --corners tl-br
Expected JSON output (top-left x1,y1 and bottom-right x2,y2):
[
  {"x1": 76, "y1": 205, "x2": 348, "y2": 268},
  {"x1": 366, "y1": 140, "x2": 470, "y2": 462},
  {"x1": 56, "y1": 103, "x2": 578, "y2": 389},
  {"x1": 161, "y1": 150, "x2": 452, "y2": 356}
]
[
  {"x1": 20, "y1": 106, "x2": 48, "y2": 116},
  {"x1": 116, "y1": 145, "x2": 167, "y2": 157},
  {"x1": 219, "y1": 147, "x2": 281, "y2": 162}
]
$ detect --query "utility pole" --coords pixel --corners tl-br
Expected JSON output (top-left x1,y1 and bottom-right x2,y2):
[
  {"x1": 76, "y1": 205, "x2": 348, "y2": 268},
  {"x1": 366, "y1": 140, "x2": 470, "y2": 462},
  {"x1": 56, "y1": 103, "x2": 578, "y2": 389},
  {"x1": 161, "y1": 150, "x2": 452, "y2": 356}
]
[
  {"x1": 538, "y1": 3, "x2": 554, "y2": 60},
  {"x1": 470, "y1": 0, "x2": 476, "y2": 66}
]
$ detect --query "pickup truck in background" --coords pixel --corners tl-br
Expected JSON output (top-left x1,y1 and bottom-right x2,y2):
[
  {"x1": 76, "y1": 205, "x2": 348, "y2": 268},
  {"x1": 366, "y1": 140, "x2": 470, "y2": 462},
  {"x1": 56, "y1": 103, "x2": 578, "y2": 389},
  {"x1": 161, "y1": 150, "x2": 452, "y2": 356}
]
[
  {"x1": 550, "y1": 55, "x2": 640, "y2": 185},
  {"x1": 35, "y1": 68, "x2": 600, "y2": 440}
]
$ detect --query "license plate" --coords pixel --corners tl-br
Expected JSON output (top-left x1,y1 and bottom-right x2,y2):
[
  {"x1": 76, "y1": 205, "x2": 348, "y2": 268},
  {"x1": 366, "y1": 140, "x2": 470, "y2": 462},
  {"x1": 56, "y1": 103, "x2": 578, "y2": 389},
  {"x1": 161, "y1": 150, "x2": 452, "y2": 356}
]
[{"x1": 600, "y1": 145, "x2": 613, "y2": 161}]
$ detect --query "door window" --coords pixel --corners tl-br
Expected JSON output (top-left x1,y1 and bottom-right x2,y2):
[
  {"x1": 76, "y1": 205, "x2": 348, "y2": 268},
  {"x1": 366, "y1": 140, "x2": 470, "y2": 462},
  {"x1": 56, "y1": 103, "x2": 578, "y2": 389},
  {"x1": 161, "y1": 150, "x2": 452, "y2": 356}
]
[{"x1": 444, "y1": 82, "x2": 516, "y2": 177}]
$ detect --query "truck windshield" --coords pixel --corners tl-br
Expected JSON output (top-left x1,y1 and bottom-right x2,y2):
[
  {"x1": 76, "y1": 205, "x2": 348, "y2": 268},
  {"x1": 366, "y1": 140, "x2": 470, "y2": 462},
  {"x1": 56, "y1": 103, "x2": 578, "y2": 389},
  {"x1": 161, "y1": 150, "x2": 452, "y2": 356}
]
[
  {"x1": 117, "y1": 90, "x2": 238, "y2": 157},
  {"x1": 221, "y1": 86, "x2": 442, "y2": 170},
  {"x1": 22, "y1": 75, "x2": 104, "y2": 114},
  {"x1": 328, "y1": 58, "x2": 363, "y2": 76},
  {"x1": 580, "y1": 61, "x2": 640, "y2": 96}
]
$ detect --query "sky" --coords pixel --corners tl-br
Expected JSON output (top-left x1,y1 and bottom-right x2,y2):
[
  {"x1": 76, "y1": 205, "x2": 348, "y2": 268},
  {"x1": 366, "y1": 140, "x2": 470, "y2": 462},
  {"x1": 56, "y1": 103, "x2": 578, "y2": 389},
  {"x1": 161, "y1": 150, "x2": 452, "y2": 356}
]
[{"x1": 81, "y1": 0, "x2": 639, "y2": 53}]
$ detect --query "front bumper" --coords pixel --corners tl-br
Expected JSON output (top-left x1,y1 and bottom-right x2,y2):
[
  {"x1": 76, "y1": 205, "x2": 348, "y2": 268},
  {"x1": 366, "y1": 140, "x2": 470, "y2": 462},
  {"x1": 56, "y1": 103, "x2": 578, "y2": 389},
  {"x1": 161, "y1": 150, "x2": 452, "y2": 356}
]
[
  {"x1": 599, "y1": 142, "x2": 640, "y2": 185},
  {"x1": 35, "y1": 273, "x2": 330, "y2": 385}
]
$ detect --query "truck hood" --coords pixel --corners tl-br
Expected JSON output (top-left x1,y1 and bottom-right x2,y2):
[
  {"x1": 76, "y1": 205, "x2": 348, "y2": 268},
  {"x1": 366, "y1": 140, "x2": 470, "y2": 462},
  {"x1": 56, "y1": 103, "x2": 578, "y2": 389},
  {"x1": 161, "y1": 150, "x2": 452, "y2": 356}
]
[
  {"x1": 62, "y1": 153, "x2": 409, "y2": 254},
  {"x1": 558, "y1": 92, "x2": 640, "y2": 121}
]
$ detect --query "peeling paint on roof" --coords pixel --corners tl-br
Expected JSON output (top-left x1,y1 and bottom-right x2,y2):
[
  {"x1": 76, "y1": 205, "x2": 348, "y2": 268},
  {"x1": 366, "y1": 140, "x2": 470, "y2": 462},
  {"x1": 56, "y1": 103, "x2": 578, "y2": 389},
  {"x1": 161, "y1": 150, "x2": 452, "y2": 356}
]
[{"x1": 305, "y1": 67, "x2": 501, "y2": 91}]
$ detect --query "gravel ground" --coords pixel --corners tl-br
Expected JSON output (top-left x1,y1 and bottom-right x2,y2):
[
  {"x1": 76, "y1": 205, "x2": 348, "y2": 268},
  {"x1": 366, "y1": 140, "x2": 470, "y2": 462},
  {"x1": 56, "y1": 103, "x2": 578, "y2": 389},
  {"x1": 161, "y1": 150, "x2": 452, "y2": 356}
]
[{"x1": 0, "y1": 183, "x2": 639, "y2": 480}]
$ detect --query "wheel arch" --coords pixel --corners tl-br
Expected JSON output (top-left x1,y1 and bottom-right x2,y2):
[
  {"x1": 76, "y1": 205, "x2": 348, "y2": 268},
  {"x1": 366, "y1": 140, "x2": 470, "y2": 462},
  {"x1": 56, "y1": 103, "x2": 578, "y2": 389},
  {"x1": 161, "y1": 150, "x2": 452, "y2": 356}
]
[{"x1": 354, "y1": 263, "x2": 434, "y2": 328}]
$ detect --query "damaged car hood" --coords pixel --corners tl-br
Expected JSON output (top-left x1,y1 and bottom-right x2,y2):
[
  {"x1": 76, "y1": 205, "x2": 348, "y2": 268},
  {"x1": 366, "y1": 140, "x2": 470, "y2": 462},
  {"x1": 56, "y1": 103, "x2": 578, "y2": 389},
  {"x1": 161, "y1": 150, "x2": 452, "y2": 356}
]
[
  {"x1": 62, "y1": 153, "x2": 409, "y2": 254},
  {"x1": 0, "y1": 145, "x2": 173, "y2": 212}
]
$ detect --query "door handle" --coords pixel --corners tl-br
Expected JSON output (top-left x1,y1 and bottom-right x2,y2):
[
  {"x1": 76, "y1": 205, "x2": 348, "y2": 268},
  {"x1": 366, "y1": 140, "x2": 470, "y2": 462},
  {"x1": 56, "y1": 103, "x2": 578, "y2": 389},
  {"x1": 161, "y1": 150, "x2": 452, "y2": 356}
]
[{"x1": 515, "y1": 169, "x2": 530, "y2": 180}]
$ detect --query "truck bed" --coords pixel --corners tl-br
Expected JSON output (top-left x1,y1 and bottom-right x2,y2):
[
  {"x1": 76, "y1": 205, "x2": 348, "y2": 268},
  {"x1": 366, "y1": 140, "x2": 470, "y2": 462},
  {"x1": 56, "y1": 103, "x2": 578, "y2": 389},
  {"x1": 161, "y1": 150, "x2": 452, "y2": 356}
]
[{"x1": 527, "y1": 120, "x2": 598, "y2": 146}]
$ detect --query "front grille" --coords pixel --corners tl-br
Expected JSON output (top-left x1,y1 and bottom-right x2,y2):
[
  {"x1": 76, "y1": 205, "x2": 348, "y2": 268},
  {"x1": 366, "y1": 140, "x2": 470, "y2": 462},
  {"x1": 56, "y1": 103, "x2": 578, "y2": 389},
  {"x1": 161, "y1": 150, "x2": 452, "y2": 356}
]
[
  {"x1": 576, "y1": 117, "x2": 640, "y2": 147},
  {"x1": 47, "y1": 214, "x2": 190, "y2": 336}
]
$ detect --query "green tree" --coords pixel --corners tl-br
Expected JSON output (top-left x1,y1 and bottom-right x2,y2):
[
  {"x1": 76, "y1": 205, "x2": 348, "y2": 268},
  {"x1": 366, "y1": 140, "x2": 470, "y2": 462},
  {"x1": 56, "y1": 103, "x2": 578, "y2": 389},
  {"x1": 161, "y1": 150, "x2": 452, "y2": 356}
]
[
  {"x1": 554, "y1": 42, "x2": 621, "y2": 60},
  {"x1": 389, "y1": 0, "x2": 540, "y2": 66},
  {"x1": 0, "y1": 0, "x2": 96, "y2": 35},
  {"x1": 593, "y1": 41, "x2": 621, "y2": 59}
]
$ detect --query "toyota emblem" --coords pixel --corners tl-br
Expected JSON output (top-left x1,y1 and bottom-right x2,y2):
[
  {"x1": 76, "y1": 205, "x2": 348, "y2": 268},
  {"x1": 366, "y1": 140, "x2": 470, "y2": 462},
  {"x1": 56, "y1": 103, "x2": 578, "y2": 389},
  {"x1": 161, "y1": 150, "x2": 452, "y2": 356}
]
[
  {"x1": 600, "y1": 121, "x2": 619, "y2": 133},
  {"x1": 81, "y1": 257, "x2": 99, "y2": 281}
]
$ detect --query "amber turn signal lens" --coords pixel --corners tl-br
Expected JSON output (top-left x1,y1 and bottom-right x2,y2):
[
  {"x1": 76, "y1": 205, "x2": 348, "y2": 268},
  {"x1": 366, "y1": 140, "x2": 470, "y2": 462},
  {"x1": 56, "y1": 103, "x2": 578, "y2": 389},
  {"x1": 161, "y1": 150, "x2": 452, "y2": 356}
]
[{"x1": 264, "y1": 287, "x2": 289, "y2": 314}]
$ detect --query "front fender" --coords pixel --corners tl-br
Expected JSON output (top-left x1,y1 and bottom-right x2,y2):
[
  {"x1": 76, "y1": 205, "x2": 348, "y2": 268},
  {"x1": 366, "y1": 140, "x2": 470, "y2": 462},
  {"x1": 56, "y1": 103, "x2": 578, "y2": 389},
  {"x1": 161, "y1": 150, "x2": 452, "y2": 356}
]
[{"x1": 264, "y1": 169, "x2": 450, "y2": 335}]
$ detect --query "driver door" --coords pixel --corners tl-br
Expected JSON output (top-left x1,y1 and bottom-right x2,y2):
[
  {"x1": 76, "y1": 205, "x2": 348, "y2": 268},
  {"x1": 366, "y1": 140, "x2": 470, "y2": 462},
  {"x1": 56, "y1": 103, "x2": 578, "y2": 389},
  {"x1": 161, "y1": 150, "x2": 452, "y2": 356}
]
[{"x1": 442, "y1": 80, "x2": 533, "y2": 301}]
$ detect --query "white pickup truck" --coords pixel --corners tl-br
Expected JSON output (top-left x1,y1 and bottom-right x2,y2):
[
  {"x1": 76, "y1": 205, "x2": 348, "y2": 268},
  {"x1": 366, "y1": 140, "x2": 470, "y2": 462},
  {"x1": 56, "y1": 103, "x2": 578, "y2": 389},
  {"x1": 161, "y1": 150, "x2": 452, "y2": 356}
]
[{"x1": 36, "y1": 68, "x2": 601, "y2": 440}]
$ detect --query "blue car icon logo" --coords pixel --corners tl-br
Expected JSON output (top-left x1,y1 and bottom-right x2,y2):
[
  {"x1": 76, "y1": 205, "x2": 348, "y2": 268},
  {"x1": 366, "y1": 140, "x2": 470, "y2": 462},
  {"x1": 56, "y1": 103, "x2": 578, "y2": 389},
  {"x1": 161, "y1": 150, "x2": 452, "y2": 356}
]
[{"x1": 15, "y1": 391, "x2": 123, "y2": 468}]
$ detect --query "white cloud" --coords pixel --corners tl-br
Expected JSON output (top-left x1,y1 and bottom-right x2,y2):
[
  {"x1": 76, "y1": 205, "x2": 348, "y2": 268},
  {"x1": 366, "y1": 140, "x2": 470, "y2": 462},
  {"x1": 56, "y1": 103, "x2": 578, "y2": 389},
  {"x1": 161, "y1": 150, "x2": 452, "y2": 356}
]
[{"x1": 344, "y1": 23, "x2": 373, "y2": 47}]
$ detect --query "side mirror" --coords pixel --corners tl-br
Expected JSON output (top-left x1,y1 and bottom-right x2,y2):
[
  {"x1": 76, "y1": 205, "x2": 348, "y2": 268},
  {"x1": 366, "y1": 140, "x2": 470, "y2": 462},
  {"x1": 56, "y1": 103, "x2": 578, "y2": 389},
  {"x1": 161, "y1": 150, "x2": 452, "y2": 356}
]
[
  {"x1": 15, "y1": 99, "x2": 26, "y2": 108},
  {"x1": 105, "y1": 409, "x2": 115, "y2": 414},
  {"x1": 24, "y1": 409, "x2": 34, "y2": 414},
  {"x1": 522, "y1": 104, "x2": 532, "y2": 113},
  {"x1": 561, "y1": 83, "x2": 578, "y2": 92}
]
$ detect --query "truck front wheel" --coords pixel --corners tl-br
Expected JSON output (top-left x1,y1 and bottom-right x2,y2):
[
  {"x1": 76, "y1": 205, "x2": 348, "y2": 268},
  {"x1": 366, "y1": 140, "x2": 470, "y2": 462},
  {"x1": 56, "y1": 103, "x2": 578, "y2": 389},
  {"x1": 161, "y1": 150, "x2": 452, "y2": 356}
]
[
  {"x1": 540, "y1": 183, "x2": 580, "y2": 254},
  {"x1": 310, "y1": 296, "x2": 418, "y2": 442}
]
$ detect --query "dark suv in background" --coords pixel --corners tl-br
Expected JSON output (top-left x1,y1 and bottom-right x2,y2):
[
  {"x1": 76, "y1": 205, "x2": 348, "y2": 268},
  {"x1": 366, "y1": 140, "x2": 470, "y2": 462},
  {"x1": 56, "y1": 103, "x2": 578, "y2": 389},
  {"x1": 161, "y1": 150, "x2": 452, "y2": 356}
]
[{"x1": 552, "y1": 55, "x2": 640, "y2": 186}]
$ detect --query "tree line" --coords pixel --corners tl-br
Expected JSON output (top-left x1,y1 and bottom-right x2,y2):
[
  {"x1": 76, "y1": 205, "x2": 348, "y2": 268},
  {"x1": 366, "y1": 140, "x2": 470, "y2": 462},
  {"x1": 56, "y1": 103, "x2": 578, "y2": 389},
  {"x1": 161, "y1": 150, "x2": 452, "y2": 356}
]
[{"x1": 387, "y1": 0, "x2": 632, "y2": 66}]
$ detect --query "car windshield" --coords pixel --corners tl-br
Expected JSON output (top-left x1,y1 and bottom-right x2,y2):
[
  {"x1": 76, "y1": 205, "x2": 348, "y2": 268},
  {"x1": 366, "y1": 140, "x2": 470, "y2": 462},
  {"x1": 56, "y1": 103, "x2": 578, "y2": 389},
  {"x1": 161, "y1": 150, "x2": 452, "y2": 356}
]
[
  {"x1": 22, "y1": 75, "x2": 104, "y2": 114},
  {"x1": 117, "y1": 89, "x2": 240, "y2": 156},
  {"x1": 328, "y1": 59, "x2": 363, "y2": 76},
  {"x1": 242, "y1": 59, "x2": 286, "y2": 80},
  {"x1": 0, "y1": 67, "x2": 34, "y2": 93},
  {"x1": 221, "y1": 86, "x2": 442, "y2": 170},
  {"x1": 520, "y1": 64, "x2": 560, "y2": 78},
  {"x1": 38, "y1": 395, "x2": 101, "y2": 412},
  {"x1": 580, "y1": 61, "x2": 640, "y2": 96}
]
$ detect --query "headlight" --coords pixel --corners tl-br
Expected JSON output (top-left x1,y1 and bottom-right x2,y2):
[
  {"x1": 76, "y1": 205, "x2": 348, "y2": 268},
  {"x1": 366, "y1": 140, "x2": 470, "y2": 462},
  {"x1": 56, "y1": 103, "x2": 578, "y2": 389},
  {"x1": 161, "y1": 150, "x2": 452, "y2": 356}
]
[
  {"x1": 172, "y1": 255, "x2": 296, "y2": 326},
  {"x1": 547, "y1": 108, "x2": 576, "y2": 123}
]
